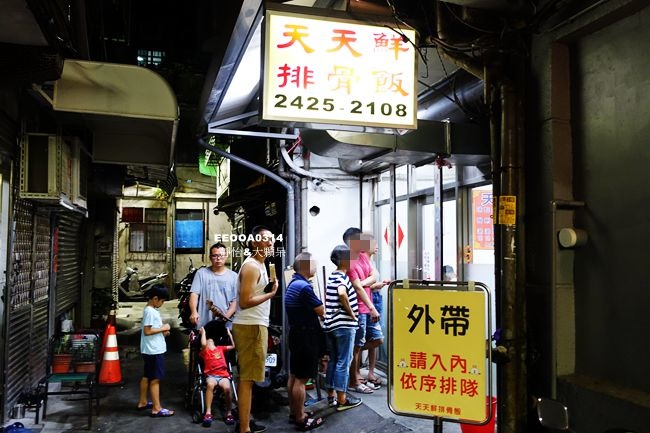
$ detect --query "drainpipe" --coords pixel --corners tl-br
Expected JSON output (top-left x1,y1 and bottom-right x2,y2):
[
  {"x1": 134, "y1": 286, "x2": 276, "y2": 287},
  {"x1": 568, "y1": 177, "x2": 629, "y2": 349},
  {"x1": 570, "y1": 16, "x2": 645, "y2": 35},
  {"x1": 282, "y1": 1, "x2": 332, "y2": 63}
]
[
  {"x1": 198, "y1": 137, "x2": 295, "y2": 375},
  {"x1": 499, "y1": 81, "x2": 526, "y2": 433}
]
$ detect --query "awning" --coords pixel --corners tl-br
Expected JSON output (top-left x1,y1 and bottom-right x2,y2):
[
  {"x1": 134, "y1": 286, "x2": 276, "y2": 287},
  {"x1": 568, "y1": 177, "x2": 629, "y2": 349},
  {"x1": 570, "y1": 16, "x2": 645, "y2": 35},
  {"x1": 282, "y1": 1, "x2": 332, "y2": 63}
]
[{"x1": 53, "y1": 59, "x2": 178, "y2": 168}]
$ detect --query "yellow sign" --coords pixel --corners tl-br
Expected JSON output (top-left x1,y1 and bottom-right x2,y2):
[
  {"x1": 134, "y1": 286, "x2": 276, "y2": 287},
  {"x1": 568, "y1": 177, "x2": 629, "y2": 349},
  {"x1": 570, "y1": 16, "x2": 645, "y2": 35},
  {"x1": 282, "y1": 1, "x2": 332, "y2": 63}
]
[
  {"x1": 262, "y1": 5, "x2": 417, "y2": 130},
  {"x1": 498, "y1": 195, "x2": 516, "y2": 225},
  {"x1": 390, "y1": 287, "x2": 488, "y2": 422}
]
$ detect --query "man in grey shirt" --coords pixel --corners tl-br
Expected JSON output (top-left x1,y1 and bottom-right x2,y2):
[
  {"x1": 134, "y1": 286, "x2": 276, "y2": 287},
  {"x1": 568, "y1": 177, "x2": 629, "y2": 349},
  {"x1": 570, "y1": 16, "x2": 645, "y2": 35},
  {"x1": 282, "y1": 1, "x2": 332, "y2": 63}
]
[{"x1": 189, "y1": 242, "x2": 238, "y2": 329}]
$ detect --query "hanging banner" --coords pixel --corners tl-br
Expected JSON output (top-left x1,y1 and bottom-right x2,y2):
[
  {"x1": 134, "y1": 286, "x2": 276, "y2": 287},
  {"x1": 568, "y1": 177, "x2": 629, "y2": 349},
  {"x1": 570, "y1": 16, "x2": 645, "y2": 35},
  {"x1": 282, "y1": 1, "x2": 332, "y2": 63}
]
[
  {"x1": 262, "y1": 4, "x2": 417, "y2": 130},
  {"x1": 389, "y1": 281, "x2": 492, "y2": 424},
  {"x1": 472, "y1": 189, "x2": 494, "y2": 250}
]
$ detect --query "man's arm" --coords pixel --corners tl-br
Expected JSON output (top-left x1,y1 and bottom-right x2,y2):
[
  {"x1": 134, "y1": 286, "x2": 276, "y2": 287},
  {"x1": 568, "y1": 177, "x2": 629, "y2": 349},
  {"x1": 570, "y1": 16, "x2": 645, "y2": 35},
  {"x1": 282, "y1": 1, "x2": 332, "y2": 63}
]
[
  {"x1": 238, "y1": 262, "x2": 277, "y2": 309},
  {"x1": 350, "y1": 277, "x2": 379, "y2": 321},
  {"x1": 360, "y1": 273, "x2": 377, "y2": 288},
  {"x1": 313, "y1": 304, "x2": 325, "y2": 317},
  {"x1": 189, "y1": 292, "x2": 200, "y2": 325},
  {"x1": 224, "y1": 298, "x2": 238, "y2": 320}
]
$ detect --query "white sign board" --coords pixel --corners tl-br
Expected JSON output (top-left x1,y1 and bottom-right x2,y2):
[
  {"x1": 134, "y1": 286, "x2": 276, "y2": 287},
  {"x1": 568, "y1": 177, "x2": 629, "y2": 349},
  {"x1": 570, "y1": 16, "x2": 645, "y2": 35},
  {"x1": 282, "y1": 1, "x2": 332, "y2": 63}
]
[{"x1": 262, "y1": 5, "x2": 417, "y2": 130}]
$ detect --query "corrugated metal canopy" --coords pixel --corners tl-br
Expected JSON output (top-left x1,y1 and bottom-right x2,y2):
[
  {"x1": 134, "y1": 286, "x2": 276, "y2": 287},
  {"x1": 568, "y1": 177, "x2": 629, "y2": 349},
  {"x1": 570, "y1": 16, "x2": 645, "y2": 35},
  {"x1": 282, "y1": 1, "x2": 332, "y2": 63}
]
[{"x1": 53, "y1": 59, "x2": 179, "y2": 168}]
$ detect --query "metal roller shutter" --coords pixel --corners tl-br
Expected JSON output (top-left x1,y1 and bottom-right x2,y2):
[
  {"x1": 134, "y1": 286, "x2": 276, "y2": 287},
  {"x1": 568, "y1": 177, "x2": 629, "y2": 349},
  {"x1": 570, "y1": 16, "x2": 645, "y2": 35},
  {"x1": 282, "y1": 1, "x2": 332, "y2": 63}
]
[
  {"x1": 4, "y1": 200, "x2": 51, "y2": 416},
  {"x1": 55, "y1": 213, "x2": 83, "y2": 314}
]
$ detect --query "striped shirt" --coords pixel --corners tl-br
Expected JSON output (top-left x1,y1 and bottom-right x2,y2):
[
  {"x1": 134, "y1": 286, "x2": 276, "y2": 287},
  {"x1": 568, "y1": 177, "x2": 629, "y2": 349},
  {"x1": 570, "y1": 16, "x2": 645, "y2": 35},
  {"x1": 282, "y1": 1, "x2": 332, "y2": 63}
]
[{"x1": 324, "y1": 271, "x2": 359, "y2": 331}]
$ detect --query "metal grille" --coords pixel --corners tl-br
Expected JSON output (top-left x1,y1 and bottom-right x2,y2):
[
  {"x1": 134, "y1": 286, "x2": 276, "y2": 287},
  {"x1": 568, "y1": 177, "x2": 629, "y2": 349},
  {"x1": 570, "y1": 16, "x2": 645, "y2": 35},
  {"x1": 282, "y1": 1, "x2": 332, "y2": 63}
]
[
  {"x1": 5, "y1": 199, "x2": 35, "y2": 417},
  {"x1": 29, "y1": 300, "x2": 49, "y2": 386},
  {"x1": 55, "y1": 212, "x2": 83, "y2": 314},
  {"x1": 10, "y1": 200, "x2": 33, "y2": 310},
  {"x1": 33, "y1": 214, "x2": 50, "y2": 302}
]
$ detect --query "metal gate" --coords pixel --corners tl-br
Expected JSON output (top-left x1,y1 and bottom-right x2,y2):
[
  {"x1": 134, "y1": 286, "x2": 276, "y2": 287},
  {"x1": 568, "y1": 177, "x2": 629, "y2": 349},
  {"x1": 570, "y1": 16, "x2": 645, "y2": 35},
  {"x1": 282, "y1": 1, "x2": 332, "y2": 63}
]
[
  {"x1": 55, "y1": 213, "x2": 83, "y2": 314},
  {"x1": 4, "y1": 200, "x2": 51, "y2": 417}
]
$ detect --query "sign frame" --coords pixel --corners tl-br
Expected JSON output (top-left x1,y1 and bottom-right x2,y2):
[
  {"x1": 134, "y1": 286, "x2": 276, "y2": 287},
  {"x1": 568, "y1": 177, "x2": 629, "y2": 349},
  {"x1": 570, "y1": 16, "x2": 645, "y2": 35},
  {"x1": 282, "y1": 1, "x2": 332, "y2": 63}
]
[
  {"x1": 261, "y1": 3, "x2": 418, "y2": 132},
  {"x1": 388, "y1": 279, "x2": 493, "y2": 426}
]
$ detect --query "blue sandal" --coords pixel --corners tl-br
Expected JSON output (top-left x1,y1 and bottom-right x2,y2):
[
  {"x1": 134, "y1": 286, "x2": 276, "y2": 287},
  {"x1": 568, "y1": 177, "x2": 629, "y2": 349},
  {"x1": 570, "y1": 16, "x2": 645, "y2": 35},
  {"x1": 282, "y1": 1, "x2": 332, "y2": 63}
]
[{"x1": 151, "y1": 408, "x2": 175, "y2": 417}]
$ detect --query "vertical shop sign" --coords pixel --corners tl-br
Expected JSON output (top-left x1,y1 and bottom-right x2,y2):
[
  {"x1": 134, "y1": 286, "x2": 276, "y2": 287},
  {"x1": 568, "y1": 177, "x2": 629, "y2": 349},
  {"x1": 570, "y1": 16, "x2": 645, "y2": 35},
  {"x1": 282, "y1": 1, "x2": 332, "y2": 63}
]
[
  {"x1": 498, "y1": 195, "x2": 517, "y2": 225},
  {"x1": 389, "y1": 283, "x2": 491, "y2": 423},
  {"x1": 472, "y1": 190, "x2": 494, "y2": 250},
  {"x1": 262, "y1": 5, "x2": 417, "y2": 130}
]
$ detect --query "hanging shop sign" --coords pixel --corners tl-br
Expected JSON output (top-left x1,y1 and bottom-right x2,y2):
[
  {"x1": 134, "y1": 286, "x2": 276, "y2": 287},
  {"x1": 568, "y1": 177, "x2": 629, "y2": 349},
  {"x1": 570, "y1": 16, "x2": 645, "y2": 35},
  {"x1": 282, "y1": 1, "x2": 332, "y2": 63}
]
[
  {"x1": 262, "y1": 4, "x2": 417, "y2": 131},
  {"x1": 389, "y1": 280, "x2": 492, "y2": 424},
  {"x1": 472, "y1": 189, "x2": 494, "y2": 250}
]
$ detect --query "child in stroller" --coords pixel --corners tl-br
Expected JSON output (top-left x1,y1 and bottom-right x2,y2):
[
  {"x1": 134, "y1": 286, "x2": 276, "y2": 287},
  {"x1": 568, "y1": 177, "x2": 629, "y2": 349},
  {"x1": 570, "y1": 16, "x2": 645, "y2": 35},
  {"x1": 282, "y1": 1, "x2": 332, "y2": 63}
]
[{"x1": 190, "y1": 319, "x2": 237, "y2": 427}]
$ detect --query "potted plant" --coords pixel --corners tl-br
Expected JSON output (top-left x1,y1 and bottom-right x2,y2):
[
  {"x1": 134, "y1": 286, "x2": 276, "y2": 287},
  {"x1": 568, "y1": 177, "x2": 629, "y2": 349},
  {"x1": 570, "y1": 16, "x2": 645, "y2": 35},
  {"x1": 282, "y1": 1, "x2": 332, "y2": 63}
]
[
  {"x1": 52, "y1": 337, "x2": 73, "y2": 373},
  {"x1": 74, "y1": 343, "x2": 97, "y2": 373}
]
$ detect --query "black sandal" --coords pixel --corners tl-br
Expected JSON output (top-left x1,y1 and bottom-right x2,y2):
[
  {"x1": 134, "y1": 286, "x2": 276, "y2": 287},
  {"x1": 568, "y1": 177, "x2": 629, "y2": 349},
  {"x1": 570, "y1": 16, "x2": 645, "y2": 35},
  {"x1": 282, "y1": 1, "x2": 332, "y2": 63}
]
[
  {"x1": 297, "y1": 416, "x2": 324, "y2": 431},
  {"x1": 289, "y1": 411, "x2": 314, "y2": 424}
]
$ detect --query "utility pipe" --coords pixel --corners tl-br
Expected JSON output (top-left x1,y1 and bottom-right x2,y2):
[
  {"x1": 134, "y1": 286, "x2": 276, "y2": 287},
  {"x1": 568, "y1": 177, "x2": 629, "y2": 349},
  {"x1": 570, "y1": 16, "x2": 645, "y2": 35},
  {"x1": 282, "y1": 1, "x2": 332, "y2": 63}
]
[
  {"x1": 499, "y1": 81, "x2": 526, "y2": 433},
  {"x1": 278, "y1": 140, "x2": 362, "y2": 181}
]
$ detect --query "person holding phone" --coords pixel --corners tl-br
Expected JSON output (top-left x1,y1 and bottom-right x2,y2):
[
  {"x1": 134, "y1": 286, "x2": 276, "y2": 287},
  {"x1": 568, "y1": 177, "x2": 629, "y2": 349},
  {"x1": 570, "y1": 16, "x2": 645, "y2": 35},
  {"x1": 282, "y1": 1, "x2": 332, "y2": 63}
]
[{"x1": 231, "y1": 226, "x2": 277, "y2": 433}]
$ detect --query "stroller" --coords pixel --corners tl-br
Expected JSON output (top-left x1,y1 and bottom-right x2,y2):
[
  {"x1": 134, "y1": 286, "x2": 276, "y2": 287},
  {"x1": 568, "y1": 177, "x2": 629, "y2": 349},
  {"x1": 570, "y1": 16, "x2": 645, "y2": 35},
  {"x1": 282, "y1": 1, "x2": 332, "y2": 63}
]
[{"x1": 185, "y1": 319, "x2": 238, "y2": 424}]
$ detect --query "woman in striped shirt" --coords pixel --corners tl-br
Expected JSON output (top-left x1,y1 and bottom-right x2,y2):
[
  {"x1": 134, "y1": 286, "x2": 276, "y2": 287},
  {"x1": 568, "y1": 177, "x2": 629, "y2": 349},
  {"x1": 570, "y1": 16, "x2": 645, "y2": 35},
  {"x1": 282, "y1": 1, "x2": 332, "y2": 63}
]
[{"x1": 324, "y1": 245, "x2": 363, "y2": 411}]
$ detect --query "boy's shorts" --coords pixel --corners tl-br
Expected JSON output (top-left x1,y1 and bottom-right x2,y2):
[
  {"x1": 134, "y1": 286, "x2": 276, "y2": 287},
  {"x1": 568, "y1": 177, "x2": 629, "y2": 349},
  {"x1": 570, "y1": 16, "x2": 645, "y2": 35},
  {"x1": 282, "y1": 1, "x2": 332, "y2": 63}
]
[
  {"x1": 232, "y1": 324, "x2": 267, "y2": 382},
  {"x1": 142, "y1": 353, "x2": 165, "y2": 379},
  {"x1": 206, "y1": 374, "x2": 230, "y2": 385},
  {"x1": 354, "y1": 313, "x2": 384, "y2": 347}
]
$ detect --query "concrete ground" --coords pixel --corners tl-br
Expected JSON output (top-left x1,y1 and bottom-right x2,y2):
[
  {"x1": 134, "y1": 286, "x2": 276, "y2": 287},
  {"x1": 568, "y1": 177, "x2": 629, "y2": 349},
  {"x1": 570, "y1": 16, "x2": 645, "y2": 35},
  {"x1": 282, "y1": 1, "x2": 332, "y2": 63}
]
[{"x1": 8, "y1": 301, "x2": 465, "y2": 433}]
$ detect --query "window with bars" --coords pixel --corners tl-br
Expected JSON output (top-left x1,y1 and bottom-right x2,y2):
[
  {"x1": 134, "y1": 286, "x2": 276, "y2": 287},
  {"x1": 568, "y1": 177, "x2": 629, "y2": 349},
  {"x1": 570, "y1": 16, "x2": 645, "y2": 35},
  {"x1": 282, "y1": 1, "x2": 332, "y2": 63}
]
[
  {"x1": 123, "y1": 207, "x2": 167, "y2": 252},
  {"x1": 136, "y1": 49, "x2": 165, "y2": 67}
]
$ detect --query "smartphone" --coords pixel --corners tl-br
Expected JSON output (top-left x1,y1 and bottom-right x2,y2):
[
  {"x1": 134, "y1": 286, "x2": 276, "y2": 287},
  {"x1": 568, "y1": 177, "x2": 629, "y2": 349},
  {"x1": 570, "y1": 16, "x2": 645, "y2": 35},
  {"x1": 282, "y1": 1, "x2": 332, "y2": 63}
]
[{"x1": 263, "y1": 281, "x2": 275, "y2": 293}]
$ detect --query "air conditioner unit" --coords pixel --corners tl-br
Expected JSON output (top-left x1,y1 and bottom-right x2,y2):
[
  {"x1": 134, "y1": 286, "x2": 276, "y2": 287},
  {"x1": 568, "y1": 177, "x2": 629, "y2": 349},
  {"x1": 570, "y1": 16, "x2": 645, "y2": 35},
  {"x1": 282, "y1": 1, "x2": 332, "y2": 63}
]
[{"x1": 19, "y1": 134, "x2": 88, "y2": 212}]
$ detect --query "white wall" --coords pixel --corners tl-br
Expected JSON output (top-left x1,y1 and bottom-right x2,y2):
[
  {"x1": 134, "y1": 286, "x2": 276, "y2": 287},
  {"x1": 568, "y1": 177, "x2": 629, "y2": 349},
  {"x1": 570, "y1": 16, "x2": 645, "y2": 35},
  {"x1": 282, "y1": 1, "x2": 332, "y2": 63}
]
[{"x1": 303, "y1": 176, "x2": 373, "y2": 297}]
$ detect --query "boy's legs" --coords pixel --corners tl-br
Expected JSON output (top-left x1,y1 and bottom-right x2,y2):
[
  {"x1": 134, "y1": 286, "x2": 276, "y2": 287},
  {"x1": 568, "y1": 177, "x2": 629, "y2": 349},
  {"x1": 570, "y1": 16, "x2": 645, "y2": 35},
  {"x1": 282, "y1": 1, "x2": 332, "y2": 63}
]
[
  {"x1": 219, "y1": 379, "x2": 233, "y2": 415},
  {"x1": 149, "y1": 378, "x2": 162, "y2": 412},
  {"x1": 138, "y1": 377, "x2": 150, "y2": 407},
  {"x1": 205, "y1": 378, "x2": 217, "y2": 416}
]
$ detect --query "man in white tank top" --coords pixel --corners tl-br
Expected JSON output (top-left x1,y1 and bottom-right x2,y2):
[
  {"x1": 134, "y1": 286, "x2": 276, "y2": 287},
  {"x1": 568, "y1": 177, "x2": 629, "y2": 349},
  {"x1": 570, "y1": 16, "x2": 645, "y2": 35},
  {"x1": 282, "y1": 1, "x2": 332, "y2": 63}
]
[{"x1": 232, "y1": 226, "x2": 278, "y2": 433}]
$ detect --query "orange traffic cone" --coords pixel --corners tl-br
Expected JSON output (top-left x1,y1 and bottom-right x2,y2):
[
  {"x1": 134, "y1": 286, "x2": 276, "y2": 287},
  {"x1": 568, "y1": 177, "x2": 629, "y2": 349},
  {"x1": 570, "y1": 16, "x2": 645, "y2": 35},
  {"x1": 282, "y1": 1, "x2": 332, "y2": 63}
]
[
  {"x1": 99, "y1": 309, "x2": 116, "y2": 361},
  {"x1": 98, "y1": 323, "x2": 122, "y2": 385}
]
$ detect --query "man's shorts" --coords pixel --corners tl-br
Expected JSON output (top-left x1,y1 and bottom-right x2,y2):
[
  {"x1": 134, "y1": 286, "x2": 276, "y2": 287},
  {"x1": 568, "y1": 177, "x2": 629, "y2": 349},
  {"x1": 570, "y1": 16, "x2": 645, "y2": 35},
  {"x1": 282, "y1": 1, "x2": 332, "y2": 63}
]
[
  {"x1": 288, "y1": 327, "x2": 323, "y2": 379},
  {"x1": 354, "y1": 313, "x2": 384, "y2": 347},
  {"x1": 232, "y1": 324, "x2": 267, "y2": 382},
  {"x1": 142, "y1": 353, "x2": 165, "y2": 380}
]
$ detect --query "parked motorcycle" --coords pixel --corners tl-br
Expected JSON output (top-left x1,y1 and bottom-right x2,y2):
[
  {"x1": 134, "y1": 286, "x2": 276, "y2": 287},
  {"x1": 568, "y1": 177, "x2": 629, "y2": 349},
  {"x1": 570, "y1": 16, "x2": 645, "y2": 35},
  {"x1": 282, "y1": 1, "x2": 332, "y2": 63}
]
[
  {"x1": 176, "y1": 259, "x2": 200, "y2": 327},
  {"x1": 537, "y1": 397, "x2": 636, "y2": 432},
  {"x1": 118, "y1": 266, "x2": 169, "y2": 301}
]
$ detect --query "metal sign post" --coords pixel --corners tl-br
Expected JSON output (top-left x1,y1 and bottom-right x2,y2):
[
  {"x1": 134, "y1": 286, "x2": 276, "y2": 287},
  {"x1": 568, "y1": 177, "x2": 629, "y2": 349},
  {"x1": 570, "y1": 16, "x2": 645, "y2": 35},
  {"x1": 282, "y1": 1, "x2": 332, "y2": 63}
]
[{"x1": 387, "y1": 279, "x2": 493, "y2": 432}]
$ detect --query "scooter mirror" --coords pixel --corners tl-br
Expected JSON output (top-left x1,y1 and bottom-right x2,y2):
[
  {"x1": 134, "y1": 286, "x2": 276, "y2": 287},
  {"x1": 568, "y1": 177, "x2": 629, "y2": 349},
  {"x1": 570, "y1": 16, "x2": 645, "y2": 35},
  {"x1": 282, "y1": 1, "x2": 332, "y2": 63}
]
[{"x1": 537, "y1": 398, "x2": 569, "y2": 430}]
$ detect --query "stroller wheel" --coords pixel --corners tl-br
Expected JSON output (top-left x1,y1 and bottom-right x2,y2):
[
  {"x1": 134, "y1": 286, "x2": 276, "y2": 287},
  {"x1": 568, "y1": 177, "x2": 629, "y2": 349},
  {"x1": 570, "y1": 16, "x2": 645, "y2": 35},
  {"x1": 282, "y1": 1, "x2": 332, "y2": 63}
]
[{"x1": 190, "y1": 385, "x2": 205, "y2": 423}]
